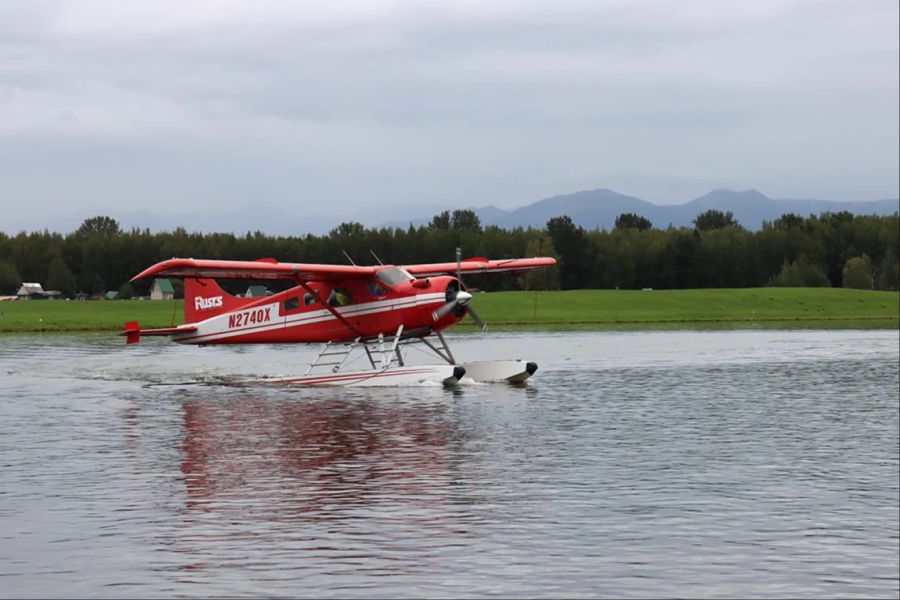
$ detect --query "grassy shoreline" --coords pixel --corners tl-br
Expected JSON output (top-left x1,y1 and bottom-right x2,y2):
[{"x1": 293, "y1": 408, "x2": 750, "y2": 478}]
[{"x1": 0, "y1": 288, "x2": 897, "y2": 333}]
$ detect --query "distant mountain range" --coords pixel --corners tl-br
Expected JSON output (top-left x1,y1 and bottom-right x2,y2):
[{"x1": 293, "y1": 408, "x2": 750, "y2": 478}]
[
  {"x1": 4, "y1": 188, "x2": 897, "y2": 235},
  {"x1": 448, "y1": 188, "x2": 899, "y2": 231}
]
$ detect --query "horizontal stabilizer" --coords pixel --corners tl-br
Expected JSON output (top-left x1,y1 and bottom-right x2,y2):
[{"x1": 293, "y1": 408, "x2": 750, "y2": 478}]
[{"x1": 119, "y1": 321, "x2": 198, "y2": 344}]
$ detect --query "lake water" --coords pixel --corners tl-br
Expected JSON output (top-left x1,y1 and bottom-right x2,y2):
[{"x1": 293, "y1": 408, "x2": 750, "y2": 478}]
[{"x1": 1, "y1": 329, "x2": 898, "y2": 598}]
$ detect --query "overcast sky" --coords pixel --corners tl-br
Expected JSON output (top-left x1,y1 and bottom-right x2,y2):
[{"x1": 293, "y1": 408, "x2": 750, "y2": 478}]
[{"x1": 1, "y1": 0, "x2": 897, "y2": 227}]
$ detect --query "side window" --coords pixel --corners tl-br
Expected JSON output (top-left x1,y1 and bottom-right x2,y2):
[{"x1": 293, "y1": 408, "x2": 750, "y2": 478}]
[
  {"x1": 303, "y1": 292, "x2": 316, "y2": 305},
  {"x1": 284, "y1": 296, "x2": 299, "y2": 311},
  {"x1": 327, "y1": 287, "x2": 352, "y2": 306}
]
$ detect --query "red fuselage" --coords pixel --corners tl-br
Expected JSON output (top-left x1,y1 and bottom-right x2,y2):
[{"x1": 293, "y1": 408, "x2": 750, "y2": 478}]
[{"x1": 174, "y1": 273, "x2": 464, "y2": 345}]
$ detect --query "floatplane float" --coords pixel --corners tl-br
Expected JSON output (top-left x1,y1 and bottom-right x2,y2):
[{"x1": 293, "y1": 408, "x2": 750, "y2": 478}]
[{"x1": 121, "y1": 251, "x2": 555, "y2": 387}]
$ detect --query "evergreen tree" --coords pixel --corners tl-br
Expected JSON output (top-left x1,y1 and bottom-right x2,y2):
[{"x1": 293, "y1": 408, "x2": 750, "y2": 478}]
[
  {"x1": 693, "y1": 209, "x2": 739, "y2": 231},
  {"x1": 877, "y1": 250, "x2": 899, "y2": 291},
  {"x1": 450, "y1": 209, "x2": 482, "y2": 232},
  {"x1": 76, "y1": 216, "x2": 121, "y2": 237},
  {"x1": 46, "y1": 254, "x2": 77, "y2": 297},
  {"x1": 0, "y1": 260, "x2": 21, "y2": 294},
  {"x1": 428, "y1": 211, "x2": 451, "y2": 230},
  {"x1": 614, "y1": 213, "x2": 653, "y2": 231},
  {"x1": 547, "y1": 216, "x2": 587, "y2": 289},
  {"x1": 773, "y1": 213, "x2": 805, "y2": 231}
]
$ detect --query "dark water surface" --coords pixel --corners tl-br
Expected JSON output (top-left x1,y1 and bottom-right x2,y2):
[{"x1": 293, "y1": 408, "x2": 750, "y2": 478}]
[{"x1": 1, "y1": 330, "x2": 898, "y2": 598}]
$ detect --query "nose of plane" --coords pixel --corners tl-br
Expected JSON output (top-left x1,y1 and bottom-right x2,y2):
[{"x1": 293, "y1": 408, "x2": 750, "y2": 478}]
[{"x1": 455, "y1": 290, "x2": 472, "y2": 306}]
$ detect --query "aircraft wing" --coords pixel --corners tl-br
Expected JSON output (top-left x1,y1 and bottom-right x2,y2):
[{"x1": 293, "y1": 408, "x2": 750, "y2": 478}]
[
  {"x1": 403, "y1": 256, "x2": 556, "y2": 278},
  {"x1": 130, "y1": 258, "x2": 379, "y2": 282}
]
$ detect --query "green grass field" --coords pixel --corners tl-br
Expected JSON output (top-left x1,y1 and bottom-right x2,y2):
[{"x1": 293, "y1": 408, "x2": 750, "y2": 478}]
[
  {"x1": 458, "y1": 287, "x2": 900, "y2": 329},
  {"x1": 0, "y1": 299, "x2": 185, "y2": 333},
  {"x1": 0, "y1": 288, "x2": 897, "y2": 333}
]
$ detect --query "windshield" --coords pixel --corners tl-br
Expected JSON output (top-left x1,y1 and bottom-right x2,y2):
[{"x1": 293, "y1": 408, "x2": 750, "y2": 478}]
[{"x1": 375, "y1": 267, "x2": 413, "y2": 287}]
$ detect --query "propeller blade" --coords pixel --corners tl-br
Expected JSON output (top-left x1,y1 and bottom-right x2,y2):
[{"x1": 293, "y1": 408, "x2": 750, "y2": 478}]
[
  {"x1": 467, "y1": 305, "x2": 487, "y2": 332},
  {"x1": 432, "y1": 299, "x2": 457, "y2": 321},
  {"x1": 447, "y1": 248, "x2": 485, "y2": 330}
]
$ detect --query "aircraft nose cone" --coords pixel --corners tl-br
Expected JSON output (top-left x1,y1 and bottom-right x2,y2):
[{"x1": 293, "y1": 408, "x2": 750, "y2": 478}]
[{"x1": 455, "y1": 290, "x2": 473, "y2": 306}]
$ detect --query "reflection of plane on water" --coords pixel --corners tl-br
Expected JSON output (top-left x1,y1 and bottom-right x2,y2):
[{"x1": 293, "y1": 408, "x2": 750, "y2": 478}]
[
  {"x1": 121, "y1": 251, "x2": 555, "y2": 386},
  {"x1": 179, "y1": 394, "x2": 456, "y2": 520}
]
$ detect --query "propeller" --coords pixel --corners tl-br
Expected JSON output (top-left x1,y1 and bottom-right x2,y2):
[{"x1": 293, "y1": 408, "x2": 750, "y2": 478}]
[
  {"x1": 431, "y1": 248, "x2": 487, "y2": 332},
  {"x1": 431, "y1": 285, "x2": 472, "y2": 320}
]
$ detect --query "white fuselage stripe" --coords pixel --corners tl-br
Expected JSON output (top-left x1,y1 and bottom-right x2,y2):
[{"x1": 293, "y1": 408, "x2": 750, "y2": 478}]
[{"x1": 179, "y1": 292, "x2": 446, "y2": 343}]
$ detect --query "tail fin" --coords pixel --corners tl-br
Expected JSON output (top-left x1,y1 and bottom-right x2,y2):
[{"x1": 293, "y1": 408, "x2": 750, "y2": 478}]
[
  {"x1": 183, "y1": 278, "x2": 252, "y2": 324},
  {"x1": 123, "y1": 320, "x2": 141, "y2": 344}
]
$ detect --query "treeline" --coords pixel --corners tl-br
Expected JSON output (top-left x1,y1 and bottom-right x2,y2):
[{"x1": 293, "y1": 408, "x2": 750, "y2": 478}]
[{"x1": 0, "y1": 209, "x2": 897, "y2": 297}]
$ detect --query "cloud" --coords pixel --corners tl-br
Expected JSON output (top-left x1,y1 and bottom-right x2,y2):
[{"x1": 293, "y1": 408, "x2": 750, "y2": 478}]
[{"x1": 0, "y1": 0, "x2": 896, "y2": 225}]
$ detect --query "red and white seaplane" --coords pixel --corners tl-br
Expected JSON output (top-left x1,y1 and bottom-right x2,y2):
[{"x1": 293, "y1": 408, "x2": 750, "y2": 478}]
[{"x1": 121, "y1": 251, "x2": 555, "y2": 387}]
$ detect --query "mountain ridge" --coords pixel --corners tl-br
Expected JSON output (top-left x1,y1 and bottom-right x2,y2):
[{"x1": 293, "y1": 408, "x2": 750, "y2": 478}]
[
  {"x1": 3, "y1": 188, "x2": 897, "y2": 235},
  {"x1": 466, "y1": 189, "x2": 897, "y2": 232}
]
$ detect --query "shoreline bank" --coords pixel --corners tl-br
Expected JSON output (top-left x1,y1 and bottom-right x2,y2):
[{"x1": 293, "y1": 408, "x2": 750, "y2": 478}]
[{"x1": 1, "y1": 288, "x2": 897, "y2": 333}]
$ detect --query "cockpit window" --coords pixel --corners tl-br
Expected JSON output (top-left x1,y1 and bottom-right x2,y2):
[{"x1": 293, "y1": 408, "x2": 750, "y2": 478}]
[
  {"x1": 368, "y1": 280, "x2": 388, "y2": 297},
  {"x1": 375, "y1": 267, "x2": 413, "y2": 287}
]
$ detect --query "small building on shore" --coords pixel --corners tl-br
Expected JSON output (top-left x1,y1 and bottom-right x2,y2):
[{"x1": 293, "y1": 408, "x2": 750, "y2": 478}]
[
  {"x1": 17, "y1": 282, "x2": 44, "y2": 299},
  {"x1": 17, "y1": 283, "x2": 61, "y2": 300},
  {"x1": 150, "y1": 278, "x2": 175, "y2": 300}
]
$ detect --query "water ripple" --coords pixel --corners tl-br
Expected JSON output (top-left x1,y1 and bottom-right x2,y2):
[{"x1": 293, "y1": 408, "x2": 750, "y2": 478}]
[{"x1": 0, "y1": 330, "x2": 897, "y2": 598}]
